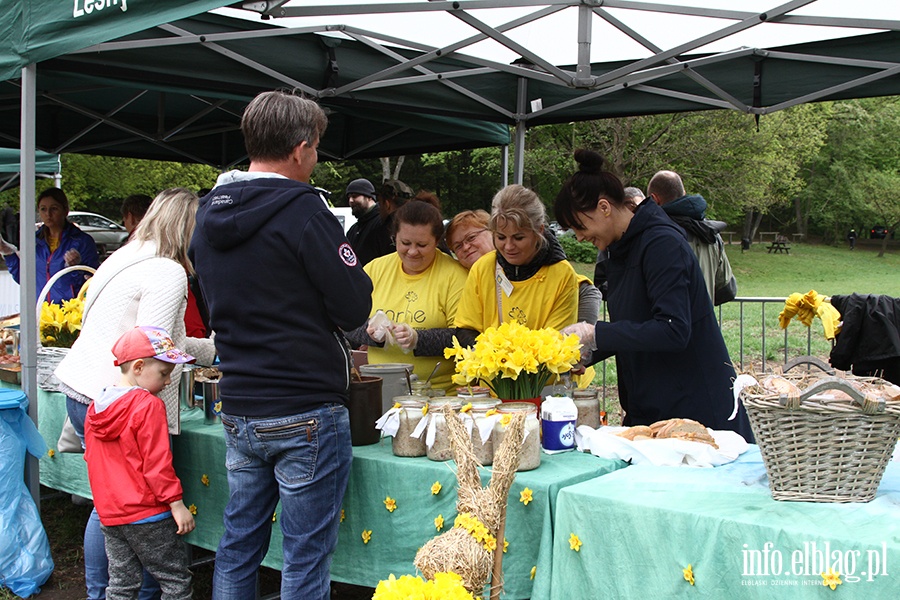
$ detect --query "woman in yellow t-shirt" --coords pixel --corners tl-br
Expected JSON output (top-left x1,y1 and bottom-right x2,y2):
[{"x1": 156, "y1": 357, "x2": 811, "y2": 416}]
[{"x1": 345, "y1": 199, "x2": 468, "y2": 394}]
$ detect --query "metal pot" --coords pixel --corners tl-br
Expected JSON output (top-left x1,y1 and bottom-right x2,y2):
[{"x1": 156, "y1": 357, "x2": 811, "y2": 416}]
[
  {"x1": 201, "y1": 380, "x2": 221, "y2": 424},
  {"x1": 179, "y1": 367, "x2": 199, "y2": 411}
]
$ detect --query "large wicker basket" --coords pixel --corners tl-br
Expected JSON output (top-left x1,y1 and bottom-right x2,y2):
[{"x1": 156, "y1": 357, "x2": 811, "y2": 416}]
[
  {"x1": 742, "y1": 368, "x2": 900, "y2": 503},
  {"x1": 36, "y1": 265, "x2": 95, "y2": 392}
]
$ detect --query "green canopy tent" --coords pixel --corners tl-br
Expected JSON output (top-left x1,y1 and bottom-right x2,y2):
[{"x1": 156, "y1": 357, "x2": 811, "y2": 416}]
[{"x1": 0, "y1": 148, "x2": 60, "y2": 192}]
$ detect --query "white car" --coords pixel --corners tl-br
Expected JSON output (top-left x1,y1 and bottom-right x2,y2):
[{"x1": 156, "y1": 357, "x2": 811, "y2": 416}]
[{"x1": 67, "y1": 211, "x2": 129, "y2": 257}]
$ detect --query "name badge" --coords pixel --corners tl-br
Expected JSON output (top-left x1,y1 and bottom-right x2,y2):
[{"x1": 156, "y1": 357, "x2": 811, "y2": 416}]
[{"x1": 495, "y1": 268, "x2": 514, "y2": 298}]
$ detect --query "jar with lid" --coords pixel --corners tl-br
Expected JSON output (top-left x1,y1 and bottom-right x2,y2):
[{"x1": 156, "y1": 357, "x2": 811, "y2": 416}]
[
  {"x1": 391, "y1": 396, "x2": 428, "y2": 457},
  {"x1": 492, "y1": 402, "x2": 541, "y2": 471},
  {"x1": 426, "y1": 398, "x2": 462, "y2": 462},
  {"x1": 456, "y1": 386, "x2": 491, "y2": 400},
  {"x1": 411, "y1": 380, "x2": 446, "y2": 398},
  {"x1": 459, "y1": 398, "x2": 499, "y2": 466},
  {"x1": 572, "y1": 388, "x2": 601, "y2": 429}
]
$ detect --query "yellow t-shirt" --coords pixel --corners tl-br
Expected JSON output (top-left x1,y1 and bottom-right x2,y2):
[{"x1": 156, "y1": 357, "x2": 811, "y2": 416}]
[
  {"x1": 364, "y1": 251, "x2": 468, "y2": 394},
  {"x1": 454, "y1": 250, "x2": 578, "y2": 332}
]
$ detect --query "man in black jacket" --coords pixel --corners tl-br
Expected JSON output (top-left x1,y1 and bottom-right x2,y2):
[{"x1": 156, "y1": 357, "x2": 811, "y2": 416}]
[
  {"x1": 191, "y1": 90, "x2": 372, "y2": 599},
  {"x1": 345, "y1": 177, "x2": 392, "y2": 265}
]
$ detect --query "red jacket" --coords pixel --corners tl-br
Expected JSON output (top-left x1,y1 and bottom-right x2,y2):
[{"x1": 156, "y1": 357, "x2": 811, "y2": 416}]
[{"x1": 84, "y1": 387, "x2": 183, "y2": 526}]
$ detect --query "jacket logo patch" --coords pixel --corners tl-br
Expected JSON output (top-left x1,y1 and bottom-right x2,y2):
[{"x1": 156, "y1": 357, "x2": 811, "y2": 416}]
[{"x1": 339, "y1": 243, "x2": 358, "y2": 267}]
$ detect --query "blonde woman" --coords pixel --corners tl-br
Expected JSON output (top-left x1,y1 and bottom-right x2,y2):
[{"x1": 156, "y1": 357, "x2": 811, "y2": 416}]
[{"x1": 55, "y1": 187, "x2": 216, "y2": 600}]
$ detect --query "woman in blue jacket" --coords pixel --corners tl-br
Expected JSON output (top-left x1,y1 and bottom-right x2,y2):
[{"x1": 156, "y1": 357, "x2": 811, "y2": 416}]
[
  {"x1": 1, "y1": 187, "x2": 99, "y2": 303},
  {"x1": 555, "y1": 150, "x2": 752, "y2": 442}
]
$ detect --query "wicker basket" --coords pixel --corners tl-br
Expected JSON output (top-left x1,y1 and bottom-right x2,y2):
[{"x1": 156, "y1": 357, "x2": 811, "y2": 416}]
[
  {"x1": 743, "y1": 371, "x2": 900, "y2": 503},
  {"x1": 36, "y1": 265, "x2": 95, "y2": 392}
]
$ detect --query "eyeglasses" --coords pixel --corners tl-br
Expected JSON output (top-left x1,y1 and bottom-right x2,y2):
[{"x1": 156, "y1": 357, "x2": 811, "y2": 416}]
[{"x1": 451, "y1": 229, "x2": 488, "y2": 254}]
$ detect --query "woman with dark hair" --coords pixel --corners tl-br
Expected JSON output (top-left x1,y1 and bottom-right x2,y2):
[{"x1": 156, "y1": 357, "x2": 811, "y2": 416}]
[
  {"x1": 346, "y1": 199, "x2": 468, "y2": 393},
  {"x1": 0, "y1": 187, "x2": 99, "y2": 302},
  {"x1": 555, "y1": 149, "x2": 752, "y2": 441}
]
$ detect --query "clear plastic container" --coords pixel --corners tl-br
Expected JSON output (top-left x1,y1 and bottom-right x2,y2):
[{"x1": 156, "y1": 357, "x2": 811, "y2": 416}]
[
  {"x1": 493, "y1": 402, "x2": 541, "y2": 471},
  {"x1": 391, "y1": 396, "x2": 428, "y2": 457},
  {"x1": 426, "y1": 398, "x2": 461, "y2": 462},
  {"x1": 460, "y1": 398, "x2": 499, "y2": 466},
  {"x1": 573, "y1": 388, "x2": 601, "y2": 429}
]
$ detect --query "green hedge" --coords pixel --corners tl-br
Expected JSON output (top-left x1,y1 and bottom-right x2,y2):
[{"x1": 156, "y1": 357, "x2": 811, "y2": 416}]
[{"x1": 558, "y1": 234, "x2": 598, "y2": 263}]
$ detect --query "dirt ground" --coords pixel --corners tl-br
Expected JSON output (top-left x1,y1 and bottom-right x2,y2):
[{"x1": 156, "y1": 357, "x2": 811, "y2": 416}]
[{"x1": 29, "y1": 489, "x2": 374, "y2": 600}]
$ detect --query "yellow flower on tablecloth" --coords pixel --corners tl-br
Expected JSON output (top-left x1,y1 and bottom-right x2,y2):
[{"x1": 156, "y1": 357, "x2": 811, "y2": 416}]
[
  {"x1": 435, "y1": 514, "x2": 444, "y2": 531},
  {"x1": 683, "y1": 564, "x2": 694, "y2": 586},
  {"x1": 530, "y1": 566, "x2": 536, "y2": 580},
  {"x1": 503, "y1": 539, "x2": 509, "y2": 553},
  {"x1": 362, "y1": 530, "x2": 372, "y2": 544},
  {"x1": 384, "y1": 496, "x2": 397, "y2": 513},
  {"x1": 188, "y1": 504, "x2": 197, "y2": 515},
  {"x1": 48, "y1": 449, "x2": 55, "y2": 458},
  {"x1": 569, "y1": 533, "x2": 582, "y2": 552},
  {"x1": 201, "y1": 474, "x2": 210, "y2": 486},
  {"x1": 519, "y1": 487, "x2": 533, "y2": 506},
  {"x1": 431, "y1": 481, "x2": 442, "y2": 495},
  {"x1": 272, "y1": 512, "x2": 277, "y2": 523},
  {"x1": 340, "y1": 509, "x2": 346, "y2": 523},
  {"x1": 821, "y1": 567, "x2": 842, "y2": 590}
]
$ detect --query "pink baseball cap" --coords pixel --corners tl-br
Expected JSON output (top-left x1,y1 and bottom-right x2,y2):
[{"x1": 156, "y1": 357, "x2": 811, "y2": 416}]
[{"x1": 112, "y1": 326, "x2": 196, "y2": 366}]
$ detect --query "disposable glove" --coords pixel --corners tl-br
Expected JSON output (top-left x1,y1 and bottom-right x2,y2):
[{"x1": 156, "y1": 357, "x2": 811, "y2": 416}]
[
  {"x1": 391, "y1": 323, "x2": 418, "y2": 351},
  {"x1": 64, "y1": 249, "x2": 82, "y2": 267},
  {"x1": 561, "y1": 321, "x2": 597, "y2": 352},
  {"x1": 0, "y1": 235, "x2": 17, "y2": 256}
]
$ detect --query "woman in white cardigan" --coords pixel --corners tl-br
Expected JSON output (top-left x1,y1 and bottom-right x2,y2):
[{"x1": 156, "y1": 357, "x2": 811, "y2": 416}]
[{"x1": 54, "y1": 187, "x2": 216, "y2": 600}]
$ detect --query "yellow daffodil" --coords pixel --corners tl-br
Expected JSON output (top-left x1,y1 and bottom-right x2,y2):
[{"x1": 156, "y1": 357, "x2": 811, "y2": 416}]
[
  {"x1": 483, "y1": 536, "x2": 497, "y2": 552},
  {"x1": 485, "y1": 408, "x2": 498, "y2": 417},
  {"x1": 431, "y1": 481, "x2": 442, "y2": 495},
  {"x1": 362, "y1": 529, "x2": 372, "y2": 544},
  {"x1": 460, "y1": 402, "x2": 473, "y2": 413},
  {"x1": 47, "y1": 449, "x2": 55, "y2": 458},
  {"x1": 435, "y1": 514, "x2": 444, "y2": 531},
  {"x1": 39, "y1": 298, "x2": 85, "y2": 348},
  {"x1": 201, "y1": 474, "x2": 210, "y2": 486},
  {"x1": 821, "y1": 567, "x2": 842, "y2": 590},
  {"x1": 530, "y1": 566, "x2": 536, "y2": 580},
  {"x1": 683, "y1": 564, "x2": 694, "y2": 586},
  {"x1": 569, "y1": 533, "x2": 582, "y2": 552},
  {"x1": 519, "y1": 488, "x2": 533, "y2": 506},
  {"x1": 373, "y1": 572, "x2": 474, "y2": 599},
  {"x1": 503, "y1": 539, "x2": 509, "y2": 553},
  {"x1": 384, "y1": 496, "x2": 397, "y2": 513},
  {"x1": 188, "y1": 504, "x2": 197, "y2": 515},
  {"x1": 340, "y1": 509, "x2": 346, "y2": 523}
]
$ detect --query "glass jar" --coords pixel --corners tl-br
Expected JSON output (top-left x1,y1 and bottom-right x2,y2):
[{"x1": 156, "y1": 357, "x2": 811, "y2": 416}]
[
  {"x1": 456, "y1": 386, "x2": 491, "y2": 400},
  {"x1": 411, "y1": 380, "x2": 446, "y2": 398},
  {"x1": 573, "y1": 388, "x2": 601, "y2": 429},
  {"x1": 460, "y1": 398, "x2": 499, "y2": 466},
  {"x1": 492, "y1": 402, "x2": 541, "y2": 471},
  {"x1": 426, "y1": 398, "x2": 462, "y2": 462},
  {"x1": 391, "y1": 397, "x2": 428, "y2": 457}
]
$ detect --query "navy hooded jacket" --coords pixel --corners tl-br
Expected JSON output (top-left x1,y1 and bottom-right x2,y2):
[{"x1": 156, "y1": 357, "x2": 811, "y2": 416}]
[
  {"x1": 190, "y1": 174, "x2": 373, "y2": 417},
  {"x1": 589, "y1": 200, "x2": 752, "y2": 441}
]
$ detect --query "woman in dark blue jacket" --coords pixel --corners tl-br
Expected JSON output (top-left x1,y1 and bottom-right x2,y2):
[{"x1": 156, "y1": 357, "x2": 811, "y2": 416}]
[
  {"x1": 2, "y1": 187, "x2": 99, "y2": 303},
  {"x1": 555, "y1": 150, "x2": 752, "y2": 441}
]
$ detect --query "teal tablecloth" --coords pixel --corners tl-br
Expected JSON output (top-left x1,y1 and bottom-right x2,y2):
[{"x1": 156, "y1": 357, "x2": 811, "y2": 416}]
[
  {"x1": 28, "y1": 385, "x2": 627, "y2": 598},
  {"x1": 550, "y1": 446, "x2": 900, "y2": 599}
]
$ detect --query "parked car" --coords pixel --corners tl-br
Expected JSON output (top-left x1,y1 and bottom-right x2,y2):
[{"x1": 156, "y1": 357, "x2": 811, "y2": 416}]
[
  {"x1": 870, "y1": 225, "x2": 890, "y2": 239},
  {"x1": 67, "y1": 211, "x2": 129, "y2": 256}
]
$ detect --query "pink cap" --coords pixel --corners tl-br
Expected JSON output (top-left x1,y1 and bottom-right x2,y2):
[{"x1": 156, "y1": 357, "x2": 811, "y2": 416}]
[{"x1": 112, "y1": 326, "x2": 195, "y2": 367}]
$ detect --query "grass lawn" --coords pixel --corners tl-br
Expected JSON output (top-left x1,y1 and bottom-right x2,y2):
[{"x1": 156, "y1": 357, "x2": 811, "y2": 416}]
[{"x1": 572, "y1": 241, "x2": 900, "y2": 409}]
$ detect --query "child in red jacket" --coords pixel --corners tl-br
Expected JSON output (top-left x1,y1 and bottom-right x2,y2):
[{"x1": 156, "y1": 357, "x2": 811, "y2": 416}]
[{"x1": 85, "y1": 326, "x2": 196, "y2": 600}]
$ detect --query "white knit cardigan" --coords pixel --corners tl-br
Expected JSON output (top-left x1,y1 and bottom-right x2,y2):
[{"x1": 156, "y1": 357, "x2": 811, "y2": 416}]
[{"x1": 55, "y1": 241, "x2": 216, "y2": 434}]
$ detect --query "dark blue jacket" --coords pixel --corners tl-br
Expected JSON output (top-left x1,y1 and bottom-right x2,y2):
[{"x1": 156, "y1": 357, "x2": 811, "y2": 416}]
[
  {"x1": 6, "y1": 222, "x2": 99, "y2": 303},
  {"x1": 190, "y1": 175, "x2": 373, "y2": 417},
  {"x1": 590, "y1": 200, "x2": 752, "y2": 441}
]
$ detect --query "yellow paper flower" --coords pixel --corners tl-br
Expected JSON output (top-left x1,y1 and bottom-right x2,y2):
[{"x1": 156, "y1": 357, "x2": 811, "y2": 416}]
[
  {"x1": 500, "y1": 414, "x2": 512, "y2": 427},
  {"x1": 519, "y1": 488, "x2": 533, "y2": 506},
  {"x1": 340, "y1": 509, "x2": 346, "y2": 523},
  {"x1": 362, "y1": 529, "x2": 372, "y2": 544},
  {"x1": 530, "y1": 566, "x2": 536, "y2": 580},
  {"x1": 460, "y1": 402, "x2": 472, "y2": 413},
  {"x1": 485, "y1": 408, "x2": 498, "y2": 417},
  {"x1": 435, "y1": 514, "x2": 444, "y2": 531},
  {"x1": 821, "y1": 567, "x2": 842, "y2": 590},
  {"x1": 422, "y1": 404, "x2": 429, "y2": 416},
  {"x1": 188, "y1": 504, "x2": 197, "y2": 515},
  {"x1": 683, "y1": 564, "x2": 694, "y2": 586},
  {"x1": 47, "y1": 449, "x2": 55, "y2": 458},
  {"x1": 483, "y1": 536, "x2": 497, "y2": 552},
  {"x1": 393, "y1": 402, "x2": 401, "y2": 409},
  {"x1": 503, "y1": 539, "x2": 509, "y2": 553},
  {"x1": 569, "y1": 533, "x2": 582, "y2": 552},
  {"x1": 201, "y1": 474, "x2": 210, "y2": 486},
  {"x1": 384, "y1": 496, "x2": 397, "y2": 513},
  {"x1": 431, "y1": 481, "x2": 442, "y2": 495}
]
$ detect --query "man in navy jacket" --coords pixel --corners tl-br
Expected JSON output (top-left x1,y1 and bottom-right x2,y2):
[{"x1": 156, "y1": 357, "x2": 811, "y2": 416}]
[{"x1": 190, "y1": 91, "x2": 372, "y2": 600}]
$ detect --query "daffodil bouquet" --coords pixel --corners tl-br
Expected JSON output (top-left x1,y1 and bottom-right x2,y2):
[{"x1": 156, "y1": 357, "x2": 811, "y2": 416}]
[
  {"x1": 39, "y1": 298, "x2": 84, "y2": 348},
  {"x1": 373, "y1": 572, "x2": 474, "y2": 600},
  {"x1": 444, "y1": 321, "x2": 581, "y2": 400}
]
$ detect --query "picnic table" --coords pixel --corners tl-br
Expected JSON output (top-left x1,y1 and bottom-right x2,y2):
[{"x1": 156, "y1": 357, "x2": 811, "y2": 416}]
[{"x1": 767, "y1": 236, "x2": 791, "y2": 254}]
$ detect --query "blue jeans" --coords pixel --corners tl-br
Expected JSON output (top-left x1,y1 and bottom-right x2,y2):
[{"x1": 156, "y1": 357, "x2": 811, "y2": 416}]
[
  {"x1": 69, "y1": 397, "x2": 162, "y2": 600},
  {"x1": 213, "y1": 403, "x2": 352, "y2": 600}
]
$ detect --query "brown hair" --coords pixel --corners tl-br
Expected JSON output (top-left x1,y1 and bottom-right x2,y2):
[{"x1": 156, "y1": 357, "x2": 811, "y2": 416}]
[
  {"x1": 392, "y1": 199, "x2": 444, "y2": 241},
  {"x1": 241, "y1": 91, "x2": 327, "y2": 162}
]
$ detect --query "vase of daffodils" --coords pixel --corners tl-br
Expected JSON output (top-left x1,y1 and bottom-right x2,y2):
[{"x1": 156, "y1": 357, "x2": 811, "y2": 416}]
[{"x1": 444, "y1": 321, "x2": 581, "y2": 407}]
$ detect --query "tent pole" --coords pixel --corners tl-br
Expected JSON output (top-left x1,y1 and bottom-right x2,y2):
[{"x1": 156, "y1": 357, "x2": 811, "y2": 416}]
[
  {"x1": 20, "y1": 63, "x2": 40, "y2": 508},
  {"x1": 501, "y1": 145, "x2": 509, "y2": 188},
  {"x1": 513, "y1": 77, "x2": 527, "y2": 185}
]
